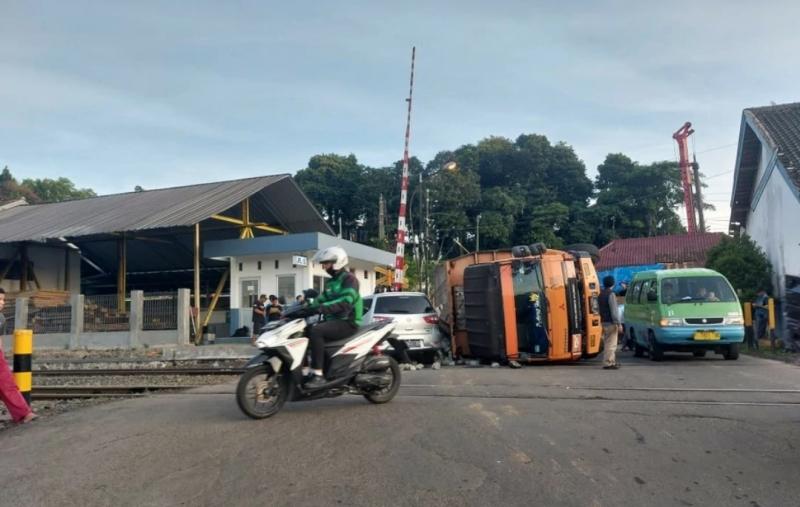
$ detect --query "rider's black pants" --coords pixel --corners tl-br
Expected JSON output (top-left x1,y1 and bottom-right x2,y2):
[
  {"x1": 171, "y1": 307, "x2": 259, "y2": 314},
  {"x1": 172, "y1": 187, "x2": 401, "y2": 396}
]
[{"x1": 310, "y1": 320, "x2": 358, "y2": 371}]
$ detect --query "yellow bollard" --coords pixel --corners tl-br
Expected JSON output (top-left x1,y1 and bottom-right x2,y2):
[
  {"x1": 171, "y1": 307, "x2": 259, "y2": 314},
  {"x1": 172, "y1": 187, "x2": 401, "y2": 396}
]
[
  {"x1": 13, "y1": 329, "x2": 32, "y2": 405},
  {"x1": 767, "y1": 298, "x2": 777, "y2": 350}
]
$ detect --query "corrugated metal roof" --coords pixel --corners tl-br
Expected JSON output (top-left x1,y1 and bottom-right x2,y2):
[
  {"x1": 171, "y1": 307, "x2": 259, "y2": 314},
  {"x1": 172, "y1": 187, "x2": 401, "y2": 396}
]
[
  {"x1": 596, "y1": 233, "x2": 725, "y2": 270},
  {"x1": 0, "y1": 175, "x2": 333, "y2": 243},
  {"x1": 748, "y1": 102, "x2": 800, "y2": 188},
  {"x1": 730, "y1": 102, "x2": 800, "y2": 227}
]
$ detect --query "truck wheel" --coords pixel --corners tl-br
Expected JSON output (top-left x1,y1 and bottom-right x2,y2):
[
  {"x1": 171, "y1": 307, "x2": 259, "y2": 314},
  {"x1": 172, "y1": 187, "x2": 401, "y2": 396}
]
[
  {"x1": 723, "y1": 344, "x2": 740, "y2": 361},
  {"x1": 648, "y1": 332, "x2": 664, "y2": 362},
  {"x1": 564, "y1": 243, "x2": 600, "y2": 263}
]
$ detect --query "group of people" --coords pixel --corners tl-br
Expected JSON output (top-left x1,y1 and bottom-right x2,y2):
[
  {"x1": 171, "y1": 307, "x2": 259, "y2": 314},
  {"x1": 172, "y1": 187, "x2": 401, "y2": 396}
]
[{"x1": 251, "y1": 294, "x2": 285, "y2": 342}]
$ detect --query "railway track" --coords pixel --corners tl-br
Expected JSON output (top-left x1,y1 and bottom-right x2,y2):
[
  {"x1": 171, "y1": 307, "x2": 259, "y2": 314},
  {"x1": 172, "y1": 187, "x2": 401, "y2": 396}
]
[
  {"x1": 31, "y1": 385, "x2": 204, "y2": 400},
  {"x1": 33, "y1": 367, "x2": 245, "y2": 377}
]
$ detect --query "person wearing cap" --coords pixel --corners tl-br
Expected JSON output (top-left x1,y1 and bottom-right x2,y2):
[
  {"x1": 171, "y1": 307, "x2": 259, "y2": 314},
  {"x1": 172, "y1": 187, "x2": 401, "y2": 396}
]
[{"x1": 599, "y1": 275, "x2": 622, "y2": 370}]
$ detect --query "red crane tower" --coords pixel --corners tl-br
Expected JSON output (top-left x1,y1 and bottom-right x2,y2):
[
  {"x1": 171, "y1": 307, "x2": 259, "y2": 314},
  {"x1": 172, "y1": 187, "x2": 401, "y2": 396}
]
[{"x1": 672, "y1": 122, "x2": 697, "y2": 234}]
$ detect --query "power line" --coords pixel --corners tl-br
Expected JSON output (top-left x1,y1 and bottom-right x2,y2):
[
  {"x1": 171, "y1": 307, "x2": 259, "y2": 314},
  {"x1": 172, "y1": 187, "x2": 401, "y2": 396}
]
[{"x1": 695, "y1": 143, "x2": 737, "y2": 154}]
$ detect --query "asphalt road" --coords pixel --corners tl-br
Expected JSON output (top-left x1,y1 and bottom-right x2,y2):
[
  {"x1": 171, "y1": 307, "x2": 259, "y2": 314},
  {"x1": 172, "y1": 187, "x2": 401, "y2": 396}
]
[{"x1": 1, "y1": 352, "x2": 799, "y2": 507}]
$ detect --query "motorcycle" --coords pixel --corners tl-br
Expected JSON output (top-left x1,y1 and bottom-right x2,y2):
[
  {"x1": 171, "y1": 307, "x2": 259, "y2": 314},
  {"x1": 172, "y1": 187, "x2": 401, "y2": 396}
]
[{"x1": 236, "y1": 293, "x2": 401, "y2": 419}]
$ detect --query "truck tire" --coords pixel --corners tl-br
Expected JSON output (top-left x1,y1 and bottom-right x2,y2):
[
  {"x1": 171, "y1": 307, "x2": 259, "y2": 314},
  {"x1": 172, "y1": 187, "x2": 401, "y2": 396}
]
[{"x1": 564, "y1": 243, "x2": 600, "y2": 263}]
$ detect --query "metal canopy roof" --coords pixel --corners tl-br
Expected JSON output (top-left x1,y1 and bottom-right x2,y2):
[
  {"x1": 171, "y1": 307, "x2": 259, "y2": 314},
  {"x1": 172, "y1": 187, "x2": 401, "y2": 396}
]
[
  {"x1": 0, "y1": 175, "x2": 333, "y2": 243},
  {"x1": 205, "y1": 232, "x2": 396, "y2": 266}
]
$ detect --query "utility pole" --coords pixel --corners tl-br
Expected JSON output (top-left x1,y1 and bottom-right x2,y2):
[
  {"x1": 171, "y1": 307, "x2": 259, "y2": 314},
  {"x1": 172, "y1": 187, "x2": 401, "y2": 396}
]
[
  {"x1": 476, "y1": 214, "x2": 482, "y2": 253},
  {"x1": 425, "y1": 188, "x2": 430, "y2": 294},
  {"x1": 692, "y1": 155, "x2": 706, "y2": 232},
  {"x1": 378, "y1": 194, "x2": 386, "y2": 245}
]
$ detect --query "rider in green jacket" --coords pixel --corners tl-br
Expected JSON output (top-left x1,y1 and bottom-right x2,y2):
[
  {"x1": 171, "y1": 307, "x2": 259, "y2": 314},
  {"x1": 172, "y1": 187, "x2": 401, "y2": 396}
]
[{"x1": 306, "y1": 246, "x2": 363, "y2": 388}]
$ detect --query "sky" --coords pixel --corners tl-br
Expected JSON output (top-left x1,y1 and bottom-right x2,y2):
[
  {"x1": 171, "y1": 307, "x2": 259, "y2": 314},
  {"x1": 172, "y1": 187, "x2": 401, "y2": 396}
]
[{"x1": 2, "y1": 1, "x2": 799, "y2": 233}]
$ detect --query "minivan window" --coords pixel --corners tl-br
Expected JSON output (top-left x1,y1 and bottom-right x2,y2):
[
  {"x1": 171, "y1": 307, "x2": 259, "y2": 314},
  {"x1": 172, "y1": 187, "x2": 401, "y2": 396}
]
[
  {"x1": 629, "y1": 281, "x2": 643, "y2": 303},
  {"x1": 638, "y1": 280, "x2": 651, "y2": 304},
  {"x1": 374, "y1": 295, "x2": 433, "y2": 314},
  {"x1": 661, "y1": 276, "x2": 736, "y2": 304}
]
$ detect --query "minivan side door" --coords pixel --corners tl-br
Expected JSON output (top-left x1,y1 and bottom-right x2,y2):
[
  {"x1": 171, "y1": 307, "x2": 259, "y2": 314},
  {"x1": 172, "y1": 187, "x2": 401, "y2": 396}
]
[{"x1": 640, "y1": 279, "x2": 658, "y2": 326}]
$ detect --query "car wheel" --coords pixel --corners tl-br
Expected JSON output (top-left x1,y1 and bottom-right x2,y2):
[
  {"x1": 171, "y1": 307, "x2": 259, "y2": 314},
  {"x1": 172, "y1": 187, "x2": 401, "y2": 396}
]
[
  {"x1": 723, "y1": 344, "x2": 740, "y2": 361},
  {"x1": 648, "y1": 331, "x2": 663, "y2": 362},
  {"x1": 693, "y1": 350, "x2": 707, "y2": 358}
]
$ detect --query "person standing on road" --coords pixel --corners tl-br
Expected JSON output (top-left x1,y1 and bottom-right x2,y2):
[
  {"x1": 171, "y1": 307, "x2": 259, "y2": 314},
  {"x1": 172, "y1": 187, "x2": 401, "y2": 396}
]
[
  {"x1": 267, "y1": 295, "x2": 283, "y2": 322},
  {"x1": 0, "y1": 288, "x2": 38, "y2": 424},
  {"x1": 251, "y1": 294, "x2": 267, "y2": 344},
  {"x1": 753, "y1": 289, "x2": 769, "y2": 343},
  {"x1": 599, "y1": 275, "x2": 622, "y2": 370}
]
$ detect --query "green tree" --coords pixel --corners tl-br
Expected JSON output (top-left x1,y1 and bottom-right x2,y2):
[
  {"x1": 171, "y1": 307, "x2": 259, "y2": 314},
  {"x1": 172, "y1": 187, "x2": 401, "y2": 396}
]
[
  {"x1": 295, "y1": 154, "x2": 368, "y2": 234},
  {"x1": 706, "y1": 235, "x2": 773, "y2": 301},
  {"x1": 592, "y1": 154, "x2": 685, "y2": 242},
  {"x1": 0, "y1": 166, "x2": 38, "y2": 203},
  {"x1": 21, "y1": 177, "x2": 96, "y2": 203}
]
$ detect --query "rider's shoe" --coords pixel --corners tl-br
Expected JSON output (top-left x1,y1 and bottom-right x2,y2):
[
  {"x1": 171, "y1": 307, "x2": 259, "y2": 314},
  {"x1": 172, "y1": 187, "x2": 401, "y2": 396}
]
[{"x1": 305, "y1": 374, "x2": 327, "y2": 390}]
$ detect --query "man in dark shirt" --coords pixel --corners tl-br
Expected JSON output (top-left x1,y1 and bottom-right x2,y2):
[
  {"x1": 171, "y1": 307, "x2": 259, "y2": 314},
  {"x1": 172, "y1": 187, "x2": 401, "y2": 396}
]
[
  {"x1": 251, "y1": 294, "x2": 267, "y2": 344},
  {"x1": 267, "y1": 295, "x2": 283, "y2": 322},
  {"x1": 599, "y1": 275, "x2": 622, "y2": 370}
]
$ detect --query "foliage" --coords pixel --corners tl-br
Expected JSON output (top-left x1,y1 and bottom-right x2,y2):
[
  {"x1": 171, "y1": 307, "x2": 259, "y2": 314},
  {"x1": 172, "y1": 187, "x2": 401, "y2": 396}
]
[
  {"x1": 706, "y1": 234, "x2": 773, "y2": 301},
  {"x1": 1, "y1": 166, "x2": 96, "y2": 204},
  {"x1": 0, "y1": 166, "x2": 39, "y2": 203},
  {"x1": 21, "y1": 177, "x2": 96, "y2": 203},
  {"x1": 293, "y1": 134, "x2": 698, "y2": 263},
  {"x1": 592, "y1": 154, "x2": 685, "y2": 244}
]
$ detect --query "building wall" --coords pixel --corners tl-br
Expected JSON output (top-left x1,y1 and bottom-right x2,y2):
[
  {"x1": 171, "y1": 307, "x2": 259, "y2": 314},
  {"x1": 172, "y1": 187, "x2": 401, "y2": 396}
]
[
  {"x1": 745, "y1": 160, "x2": 800, "y2": 299},
  {"x1": 0, "y1": 244, "x2": 81, "y2": 293},
  {"x1": 228, "y1": 253, "x2": 379, "y2": 310}
]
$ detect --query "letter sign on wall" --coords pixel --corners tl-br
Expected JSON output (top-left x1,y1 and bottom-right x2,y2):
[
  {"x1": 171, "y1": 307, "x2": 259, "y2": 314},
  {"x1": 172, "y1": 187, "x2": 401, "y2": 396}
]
[{"x1": 292, "y1": 255, "x2": 308, "y2": 267}]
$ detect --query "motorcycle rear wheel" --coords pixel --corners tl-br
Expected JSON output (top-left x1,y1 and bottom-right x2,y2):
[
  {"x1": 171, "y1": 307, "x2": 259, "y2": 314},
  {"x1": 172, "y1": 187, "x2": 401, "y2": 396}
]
[
  {"x1": 236, "y1": 365, "x2": 288, "y2": 419},
  {"x1": 363, "y1": 356, "x2": 401, "y2": 404}
]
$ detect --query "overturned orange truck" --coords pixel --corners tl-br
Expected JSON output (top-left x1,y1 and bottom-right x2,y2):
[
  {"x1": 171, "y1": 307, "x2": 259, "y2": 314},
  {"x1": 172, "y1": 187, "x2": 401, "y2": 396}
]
[{"x1": 432, "y1": 244, "x2": 603, "y2": 364}]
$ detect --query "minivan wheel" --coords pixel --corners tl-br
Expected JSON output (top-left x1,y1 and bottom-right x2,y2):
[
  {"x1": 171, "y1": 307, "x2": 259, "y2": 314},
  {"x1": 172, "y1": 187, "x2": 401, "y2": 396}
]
[
  {"x1": 648, "y1": 332, "x2": 664, "y2": 362},
  {"x1": 723, "y1": 344, "x2": 740, "y2": 361}
]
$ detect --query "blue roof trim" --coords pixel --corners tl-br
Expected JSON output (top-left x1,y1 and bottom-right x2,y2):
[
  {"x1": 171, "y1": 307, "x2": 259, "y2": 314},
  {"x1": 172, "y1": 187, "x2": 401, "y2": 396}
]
[
  {"x1": 730, "y1": 114, "x2": 749, "y2": 209},
  {"x1": 742, "y1": 115, "x2": 800, "y2": 210},
  {"x1": 204, "y1": 232, "x2": 395, "y2": 266}
]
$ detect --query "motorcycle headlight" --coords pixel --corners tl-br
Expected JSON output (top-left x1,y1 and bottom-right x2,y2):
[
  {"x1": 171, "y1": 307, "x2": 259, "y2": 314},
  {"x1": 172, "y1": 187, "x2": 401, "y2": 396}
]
[
  {"x1": 724, "y1": 316, "x2": 744, "y2": 325},
  {"x1": 659, "y1": 318, "x2": 683, "y2": 327}
]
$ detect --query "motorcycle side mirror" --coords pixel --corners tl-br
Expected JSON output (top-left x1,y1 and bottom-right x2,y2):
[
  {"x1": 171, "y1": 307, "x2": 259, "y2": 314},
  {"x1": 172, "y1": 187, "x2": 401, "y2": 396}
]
[{"x1": 303, "y1": 288, "x2": 319, "y2": 299}]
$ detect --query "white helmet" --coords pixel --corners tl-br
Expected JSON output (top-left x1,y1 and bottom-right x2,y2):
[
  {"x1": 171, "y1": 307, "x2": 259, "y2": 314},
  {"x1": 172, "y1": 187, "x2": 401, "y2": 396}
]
[{"x1": 313, "y1": 246, "x2": 349, "y2": 271}]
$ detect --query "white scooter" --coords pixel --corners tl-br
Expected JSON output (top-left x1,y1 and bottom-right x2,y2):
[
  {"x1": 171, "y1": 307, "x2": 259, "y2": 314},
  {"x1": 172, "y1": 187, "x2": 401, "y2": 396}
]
[{"x1": 236, "y1": 292, "x2": 401, "y2": 419}]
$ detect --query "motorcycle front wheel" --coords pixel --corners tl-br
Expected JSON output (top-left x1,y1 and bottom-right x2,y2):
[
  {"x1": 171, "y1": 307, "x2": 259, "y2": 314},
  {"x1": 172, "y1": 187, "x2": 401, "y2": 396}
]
[
  {"x1": 363, "y1": 356, "x2": 401, "y2": 404},
  {"x1": 236, "y1": 365, "x2": 288, "y2": 419}
]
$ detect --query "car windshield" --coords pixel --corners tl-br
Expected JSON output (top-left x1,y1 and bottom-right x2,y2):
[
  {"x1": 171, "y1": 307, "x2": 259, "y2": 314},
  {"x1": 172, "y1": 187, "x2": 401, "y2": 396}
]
[
  {"x1": 660, "y1": 276, "x2": 736, "y2": 304},
  {"x1": 374, "y1": 295, "x2": 433, "y2": 314}
]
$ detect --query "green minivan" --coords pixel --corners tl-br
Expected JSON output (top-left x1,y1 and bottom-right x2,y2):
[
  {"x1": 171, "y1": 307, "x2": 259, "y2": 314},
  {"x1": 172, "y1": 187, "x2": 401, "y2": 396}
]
[{"x1": 623, "y1": 268, "x2": 745, "y2": 361}]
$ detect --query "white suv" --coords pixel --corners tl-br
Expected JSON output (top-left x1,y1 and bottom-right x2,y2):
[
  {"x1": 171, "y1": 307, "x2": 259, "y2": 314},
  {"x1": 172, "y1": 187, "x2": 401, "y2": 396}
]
[{"x1": 362, "y1": 292, "x2": 443, "y2": 361}]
